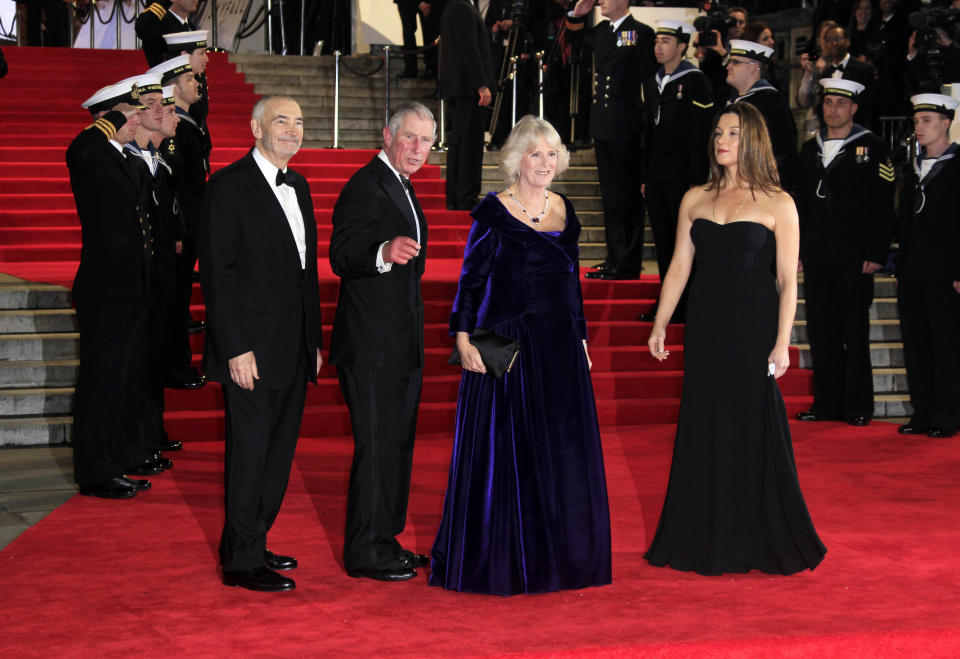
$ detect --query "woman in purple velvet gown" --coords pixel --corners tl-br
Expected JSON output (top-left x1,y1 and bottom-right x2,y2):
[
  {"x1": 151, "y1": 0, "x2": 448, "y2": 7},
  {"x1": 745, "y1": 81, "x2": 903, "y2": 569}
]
[{"x1": 430, "y1": 116, "x2": 612, "y2": 596}]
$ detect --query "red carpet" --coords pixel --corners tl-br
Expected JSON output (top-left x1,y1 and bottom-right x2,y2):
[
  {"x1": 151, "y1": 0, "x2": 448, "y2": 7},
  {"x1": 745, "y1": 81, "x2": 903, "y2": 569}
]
[{"x1": 2, "y1": 422, "x2": 960, "y2": 656}]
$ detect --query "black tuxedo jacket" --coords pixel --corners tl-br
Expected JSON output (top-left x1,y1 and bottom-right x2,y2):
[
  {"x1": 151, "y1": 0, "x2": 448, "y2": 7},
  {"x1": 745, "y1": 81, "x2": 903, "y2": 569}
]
[
  {"x1": 199, "y1": 149, "x2": 323, "y2": 389},
  {"x1": 329, "y1": 156, "x2": 427, "y2": 371},
  {"x1": 438, "y1": 0, "x2": 496, "y2": 100},
  {"x1": 66, "y1": 111, "x2": 153, "y2": 301}
]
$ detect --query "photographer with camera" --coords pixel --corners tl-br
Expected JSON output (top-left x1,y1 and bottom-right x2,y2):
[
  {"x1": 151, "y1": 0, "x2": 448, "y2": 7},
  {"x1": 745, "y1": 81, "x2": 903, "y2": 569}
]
[
  {"x1": 906, "y1": 4, "x2": 960, "y2": 95},
  {"x1": 797, "y1": 24, "x2": 876, "y2": 131},
  {"x1": 565, "y1": 0, "x2": 656, "y2": 281},
  {"x1": 693, "y1": 5, "x2": 748, "y2": 107}
]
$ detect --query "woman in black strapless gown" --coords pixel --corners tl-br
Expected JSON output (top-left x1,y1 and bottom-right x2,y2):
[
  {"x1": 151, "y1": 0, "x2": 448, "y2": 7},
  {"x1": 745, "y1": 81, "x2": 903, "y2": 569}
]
[{"x1": 644, "y1": 102, "x2": 826, "y2": 575}]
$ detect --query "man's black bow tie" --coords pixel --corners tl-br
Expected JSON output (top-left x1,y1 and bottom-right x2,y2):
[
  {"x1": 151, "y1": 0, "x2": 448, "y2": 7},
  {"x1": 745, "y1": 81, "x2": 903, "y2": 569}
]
[
  {"x1": 400, "y1": 176, "x2": 414, "y2": 193},
  {"x1": 276, "y1": 169, "x2": 287, "y2": 187}
]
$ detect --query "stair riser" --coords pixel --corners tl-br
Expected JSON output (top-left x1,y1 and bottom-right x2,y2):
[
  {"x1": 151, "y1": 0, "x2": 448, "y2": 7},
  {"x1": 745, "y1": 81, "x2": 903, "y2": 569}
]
[
  {"x1": 0, "y1": 287, "x2": 71, "y2": 311},
  {"x1": 0, "y1": 423, "x2": 71, "y2": 447},
  {"x1": 791, "y1": 323, "x2": 902, "y2": 343},
  {"x1": 0, "y1": 311, "x2": 77, "y2": 334},
  {"x1": 797, "y1": 346, "x2": 904, "y2": 369},
  {"x1": 0, "y1": 391, "x2": 73, "y2": 416},
  {"x1": 0, "y1": 336, "x2": 79, "y2": 361},
  {"x1": 0, "y1": 363, "x2": 78, "y2": 389}
]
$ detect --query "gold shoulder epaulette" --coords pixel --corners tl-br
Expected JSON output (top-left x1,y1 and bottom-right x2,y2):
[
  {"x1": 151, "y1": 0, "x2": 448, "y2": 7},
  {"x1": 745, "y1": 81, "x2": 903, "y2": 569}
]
[
  {"x1": 142, "y1": 2, "x2": 166, "y2": 19},
  {"x1": 86, "y1": 117, "x2": 117, "y2": 140}
]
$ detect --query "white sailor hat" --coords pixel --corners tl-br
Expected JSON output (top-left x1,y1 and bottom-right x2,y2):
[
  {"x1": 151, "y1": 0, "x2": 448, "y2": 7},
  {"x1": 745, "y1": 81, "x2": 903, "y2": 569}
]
[
  {"x1": 146, "y1": 54, "x2": 193, "y2": 85},
  {"x1": 161, "y1": 85, "x2": 176, "y2": 106},
  {"x1": 655, "y1": 19, "x2": 696, "y2": 42},
  {"x1": 728, "y1": 39, "x2": 774, "y2": 64},
  {"x1": 163, "y1": 29, "x2": 209, "y2": 53},
  {"x1": 819, "y1": 78, "x2": 865, "y2": 99},
  {"x1": 910, "y1": 93, "x2": 960, "y2": 118},
  {"x1": 81, "y1": 74, "x2": 158, "y2": 113}
]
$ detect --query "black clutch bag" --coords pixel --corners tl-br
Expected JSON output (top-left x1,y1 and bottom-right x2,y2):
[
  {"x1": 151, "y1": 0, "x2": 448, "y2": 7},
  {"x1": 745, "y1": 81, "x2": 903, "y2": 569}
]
[{"x1": 448, "y1": 328, "x2": 520, "y2": 379}]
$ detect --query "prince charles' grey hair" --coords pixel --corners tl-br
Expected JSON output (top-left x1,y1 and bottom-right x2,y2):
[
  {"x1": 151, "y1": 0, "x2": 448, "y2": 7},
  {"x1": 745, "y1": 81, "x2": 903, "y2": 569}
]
[{"x1": 386, "y1": 102, "x2": 436, "y2": 138}]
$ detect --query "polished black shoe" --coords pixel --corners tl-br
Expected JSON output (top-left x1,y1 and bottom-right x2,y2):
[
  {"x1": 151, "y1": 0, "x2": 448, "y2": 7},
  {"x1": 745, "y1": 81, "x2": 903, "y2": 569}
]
[
  {"x1": 928, "y1": 427, "x2": 957, "y2": 438},
  {"x1": 347, "y1": 565, "x2": 417, "y2": 581},
  {"x1": 129, "y1": 477, "x2": 152, "y2": 492},
  {"x1": 847, "y1": 416, "x2": 870, "y2": 426},
  {"x1": 186, "y1": 320, "x2": 206, "y2": 334},
  {"x1": 165, "y1": 368, "x2": 207, "y2": 390},
  {"x1": 159, "y1": 438, "x2": 182, "y2": 452},
  {"x1": 898, "y1": 424, "x2": 929, "y2": 435},
  {"x1": 796, "y1": 410, "x2": 820, "y2": 422},
  {"x1": 78, "y1": 477, "x2": 138, "y2": 499},
  {"x1": 590, "y1": 262, "x2": 610, "y2": 271},
  {"x1": 396, "y1": 550, "x2": 429, "y2": 569},
  {"x1": 223, "y1": 567, "x2": 295, "y2": 592},
  {"x1": 265, "y1": 550, "x2": 298, "y2": 571},
  {"x1": 126, "y1": 453, "x2": 173, "y2": 476},
  {"x1": 585, "y1": 268, "x2": 638, "y2": 280}
]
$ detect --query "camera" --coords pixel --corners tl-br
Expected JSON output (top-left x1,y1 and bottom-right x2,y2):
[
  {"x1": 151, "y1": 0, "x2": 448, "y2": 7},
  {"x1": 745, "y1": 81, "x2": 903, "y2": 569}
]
[
  {"x1": 908, "y1": 5, "x2": 960, "y2": 91},
  {"x1": 693, "y1": 1, "x2": 737, "y2": 48}
]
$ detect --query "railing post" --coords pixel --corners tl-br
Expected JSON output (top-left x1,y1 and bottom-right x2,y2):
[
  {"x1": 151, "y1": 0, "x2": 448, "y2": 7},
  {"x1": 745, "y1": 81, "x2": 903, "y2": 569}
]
[
  {"x1": 116, "y1": 2, "x2": 121, "y2": 50},
  {"x1": 68, "y1": 2, "x2": 75, "y2": 47},
  {"x1": 266, "y1": 0, "x2": 273, "y2": 53},
  {"x1": 299, "y1": 0, "x2": 304, "y2": 54},
  {"x1": 89, "y1": 0, "x2": 95, "y2": 48},
  {"x1": 438, "y1": 98, "x2": 446, "y2": 150},
  {"x1": 536, "y1": 51, "x2": 544, "y2": 119},
  {"x1": 211, "y1": 0, "x2": 218, "y2": 49},
  {"x1": 384, "y1": 44, "x2": 391, "y2": 126},
  {"x1": 510, "y1": 56, "x2": 517, "y2": 127},
  {"x1": 331, "y1": 50, "x2": 341, "y2": 149}
]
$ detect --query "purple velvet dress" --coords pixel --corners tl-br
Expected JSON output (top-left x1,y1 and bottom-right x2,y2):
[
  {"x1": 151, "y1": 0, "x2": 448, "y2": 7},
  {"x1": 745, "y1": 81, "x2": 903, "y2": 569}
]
[{"x1": 429, "y1": 192, "x2": 612, "y2": 596}]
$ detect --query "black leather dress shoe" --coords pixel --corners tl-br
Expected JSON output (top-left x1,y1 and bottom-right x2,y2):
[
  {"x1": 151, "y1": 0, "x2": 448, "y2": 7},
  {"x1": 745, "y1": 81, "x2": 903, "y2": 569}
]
[
  {"x1": 128, "y1": 477, "x2": 152, "y2": 492},
  {"x1": 78, "y1": 477, "x2": 138, "y2": 499},
  {"x1": 186, "y1": 320, "x2": 206, "y2": 334},
  {"x1": 898, "y1": 424, "x2": 929, "y2": 435},
  {"x1": 928, "y1": 427, "x2": 956, "y2": 438},
  {"x1": 590, "y1": 262, "x2": 610, "y2": 271},
  {"x1": 847, "y1": 416, "x2": 870, "y2": 426},
  {"x1": 585, "y1": 268, "x2": 639, "y2": 281},
  {"x1": 159, "y1": 439, "x2": 182, "y2": 452},
  {"x1": 265, "y1": 550, "x2": 297, "y2": 571},
  {"x1": 126, "y1": 453, "x2": 173, "y2": 476},
  {"x1": 223, "y1": 567, "x2": 295, "y2": 592},
  {"x1": 396, "y1": 550, "x2": 429, "y2": 569},
  {"x1": 165, "y1": 370, "x2": 206, "y2": 390},
  {"x1": 796, "y1": 410, "x2": 820, "y2": 422},
  {"x1": 347, "y1": 565, "x2": 417, "y2": 581}
]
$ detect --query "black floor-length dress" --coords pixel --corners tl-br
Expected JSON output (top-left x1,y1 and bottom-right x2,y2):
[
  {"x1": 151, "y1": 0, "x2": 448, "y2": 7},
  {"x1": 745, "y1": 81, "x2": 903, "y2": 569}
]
[{"x1": 645, "y1": 219, "x2": 827, "y2": 575}]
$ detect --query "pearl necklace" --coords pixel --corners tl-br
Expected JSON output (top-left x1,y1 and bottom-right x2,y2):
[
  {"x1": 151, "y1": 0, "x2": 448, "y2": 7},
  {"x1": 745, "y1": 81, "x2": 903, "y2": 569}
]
[{"x1": 508, "y1": 188, "x2": 550, "y2": 225}]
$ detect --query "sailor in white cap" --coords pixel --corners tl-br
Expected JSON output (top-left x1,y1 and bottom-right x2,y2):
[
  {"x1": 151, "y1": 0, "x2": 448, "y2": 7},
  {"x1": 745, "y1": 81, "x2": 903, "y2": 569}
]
[
  {"x1": 638, "y1": 19, "x2": 713, "y2": 318},
  {"x1": 163, "y1": 29, "x2": 212, "y2": 185},
  {"x1": 725, "y1": 38, "x2": 798, "y2": 191},
  {"x1": 565, "y1": 0, "x2": 656, "y2": 280},
  {"x1": 68, "y1": 77, "x2": 163, "y2": 499},
  {"x1": 794, "y1": 77, "x2": 895, "y2": 427},
  {"x1": 135, "y1": 0, "x2": 199, "y2": 67},
  {"x1": 896, "y1": 93, "x2": 960, "y2": 439}
]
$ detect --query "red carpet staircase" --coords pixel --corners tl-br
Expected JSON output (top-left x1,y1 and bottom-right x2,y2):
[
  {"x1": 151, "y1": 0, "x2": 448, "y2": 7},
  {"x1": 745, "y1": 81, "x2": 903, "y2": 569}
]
[{"x1": 0, "y1": 46, "x2": 815, "y2": 446}]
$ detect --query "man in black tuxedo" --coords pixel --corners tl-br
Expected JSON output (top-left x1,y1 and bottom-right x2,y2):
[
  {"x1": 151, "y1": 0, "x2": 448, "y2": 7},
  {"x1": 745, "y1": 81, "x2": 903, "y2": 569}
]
[
  {"x1": 200, "y1": 96, "x2": 323, "y2": 593},
  {"x1": 329, "y1": 102, "x2": 435, "y2": 582},
  {"x1": 439, "y1": 0, "x2": 496, "y2": 210},
  {"x1": 566, "y1": 0, "x2": 656, "y2": 280}
]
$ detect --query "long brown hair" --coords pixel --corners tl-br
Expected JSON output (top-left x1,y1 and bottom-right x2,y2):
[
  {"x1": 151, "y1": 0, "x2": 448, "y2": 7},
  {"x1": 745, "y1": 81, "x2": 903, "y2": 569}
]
[{"x1": 705, "y1": 102, "x2": 781, "y2": 195}]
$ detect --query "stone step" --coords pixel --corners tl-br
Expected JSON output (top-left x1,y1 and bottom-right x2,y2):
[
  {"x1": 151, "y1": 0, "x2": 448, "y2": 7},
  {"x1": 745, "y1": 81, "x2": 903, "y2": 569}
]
[
  {"x1": 0, "y1": 309, "x2": 76, "y2": 334},
  {"x1": 874, "y1": 393, "x2": 912, "y2": 418},
  {"x1": 0, "y1": 416, "x2": 71, "y2": 447},
  {"x1": 796, "y1": 342, "x2": 904, "y2": 369},
  {"x1": 791, "y1": 318, "x2": 902, "y2": 343},
  {"x1": 0, "y1": 359, "x2": 78, "y2": 389},
  {"x1": 0, "y1": 333, "x2": 79, "y2": 362},
  {"x1": 795, "y1": 297, "x2": 899, "y2": 321},
  {"x1": 0, "y1": 283, "x2": 71, "y2": 310},
  {"x1": 871, "y1": 367, "x2": 910, "y2": 394},
  {"x1": 0, "y1": 388, "x2": 73, "y2": 417}
]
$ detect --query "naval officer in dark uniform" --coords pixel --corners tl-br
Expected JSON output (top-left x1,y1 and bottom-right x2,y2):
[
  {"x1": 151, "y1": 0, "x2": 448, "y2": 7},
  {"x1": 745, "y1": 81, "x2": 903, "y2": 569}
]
[
  {"x1": 640, "y1": 19, "x2": 714, "y2": 319},
  {"x1": 566, "y1": 0, "x2": 655, "y2": 280},
  {"x1": 896, "y1": 93, "x2": 960, "y2": 439},
  {"x1": 725, "y1": 39, "x2": 798, "y2": 193},
  {"x1": 69, "y1": 78, "x2": 159, "y2": 498},
  {"x1": 135, "y1": 0, "x2": 197, "y2": 67},
  {"x1": 163, "y1": 29, "x2": 212, "y2": 183},
  {"x1": 795, "y1": 78, "x2": 895, "y2": 426}
]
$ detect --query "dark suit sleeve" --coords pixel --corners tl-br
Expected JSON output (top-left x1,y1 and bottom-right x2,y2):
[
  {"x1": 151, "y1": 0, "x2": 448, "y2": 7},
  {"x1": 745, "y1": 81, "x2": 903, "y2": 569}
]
[
  {"x1": 329, "y1": 177, "x2": 387, "y2": 279},
  {"x1": 866, "y1": 141, "x2": 895, "y2": 265},
  {"x1": 449, "y1": 220, "x2": 497, "y2": 334},
  {"x1": 66, "y1": 111, "x2": 127, "y2": 170},
  {"x1": 199, "y1": 173, "x2": 252, "y2": 361}
]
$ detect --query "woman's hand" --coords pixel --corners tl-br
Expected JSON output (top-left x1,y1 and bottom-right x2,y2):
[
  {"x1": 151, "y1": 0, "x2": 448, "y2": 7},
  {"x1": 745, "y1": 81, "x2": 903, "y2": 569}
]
[
  {"x1": 647, "y1": 326, "x2": 669, "y2": 362},
  {"x1": 767, "y1": 343, "x2": 790, "y2": 379},
  {"x1": 582, "y1": 340, "x2": 592, "y2": 371},
  {"x1": 456, "y1": 333, "x2": 486, "y2": 374}
]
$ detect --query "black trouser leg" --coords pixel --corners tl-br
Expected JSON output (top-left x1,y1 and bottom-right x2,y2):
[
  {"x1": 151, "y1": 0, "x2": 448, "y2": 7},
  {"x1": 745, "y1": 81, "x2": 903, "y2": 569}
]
[
  {"x1": 172, "y1": 239, "x2": 198, "y2": 373},
  {"x1": 397, "y1": 1, "x2": 419, "y2": 74},
  {"x1": 898, "y1": 280, "x2": 933, "y2": 427},
  {"x1": 594, "y1": 135, "x2": 643, "y2": 275},
  {"x1": 838, "y1": 272, "x2": 875, "y2": 420},
  {"x1": 645, "y1": 180, "x2": 688, "y2": 315},
  {"x1": 219, "y1": 355, "x2": 308, "y2": 572},
  {"x1": 445, "y1": 97, "x2": 484, "y2": 211},
  {"x1": 339, "y1": 366, "x2": 422, "y2": 570},
  {"x1": 803, "y1": 267, "x2": 845, "y2": 419},
  {"x1": 928, "y1": 283, "x2": 960, "y2": 430}
]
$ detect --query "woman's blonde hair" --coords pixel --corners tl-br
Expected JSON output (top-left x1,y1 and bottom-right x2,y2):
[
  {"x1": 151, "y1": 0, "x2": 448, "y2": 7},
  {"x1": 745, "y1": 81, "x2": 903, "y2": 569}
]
[
  {"x1": 498, "y1": 115, "x2": 570, "y2": 186},
  {"x1": 705, "y1": 102, "x2": 781, "y2": 195}
]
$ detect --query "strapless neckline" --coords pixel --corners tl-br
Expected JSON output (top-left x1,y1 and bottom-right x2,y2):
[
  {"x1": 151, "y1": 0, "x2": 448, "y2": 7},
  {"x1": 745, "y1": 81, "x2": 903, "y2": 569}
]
[{"x1": 694, "y1": 218, "x2": 774, "y2": 234}]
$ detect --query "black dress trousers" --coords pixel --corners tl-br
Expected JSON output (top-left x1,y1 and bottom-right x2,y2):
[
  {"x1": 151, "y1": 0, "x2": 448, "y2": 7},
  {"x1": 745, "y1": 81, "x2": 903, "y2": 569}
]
[
  {"x1": 803, "y1": 267, "x2": 875, "y2": 421},
  {"x1": 445, "y1": 96, "x2": 486, "y2": 211},
  {"x1": 338, "y1": 365, "x2": 423, "y2": 570},
  {"x1": 219, "y1": 341, "x2": 309, "y2": 572},
  {"x1": 594, "y1": 133, "x2": 644, "y2": 276}
]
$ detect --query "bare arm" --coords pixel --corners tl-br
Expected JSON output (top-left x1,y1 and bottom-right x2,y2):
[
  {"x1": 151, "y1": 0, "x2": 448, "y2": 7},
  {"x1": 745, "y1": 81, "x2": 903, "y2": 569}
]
[
  {"x1": 769, "y1": 192, "x2": 800, "y2": 378},
  {"x1": 647, "y1": 189, "x2": 698, "y2": 360}
]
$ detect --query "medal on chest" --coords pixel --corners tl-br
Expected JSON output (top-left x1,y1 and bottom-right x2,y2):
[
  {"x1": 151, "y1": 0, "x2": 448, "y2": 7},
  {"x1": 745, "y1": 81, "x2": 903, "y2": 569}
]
[
  {"x1": 677, "y1": 84, "x2": 683, "y2": 100},
  {"x1": 855, "y1": 145, "x2": 870, "y2": 163}
]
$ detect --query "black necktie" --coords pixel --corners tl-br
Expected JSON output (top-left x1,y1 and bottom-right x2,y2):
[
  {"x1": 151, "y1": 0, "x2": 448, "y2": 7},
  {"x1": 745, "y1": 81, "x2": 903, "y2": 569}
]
[
  {"x1": 276, "y1": 170, "x2": 287, "y2": 187},
  {"x1": 400, "y1": 175, "x2": 413, "y2": 194}
]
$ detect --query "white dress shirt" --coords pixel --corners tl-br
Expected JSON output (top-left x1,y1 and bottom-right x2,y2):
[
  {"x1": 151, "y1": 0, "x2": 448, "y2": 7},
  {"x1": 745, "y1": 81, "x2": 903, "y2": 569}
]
[
  {"x1": 375, "y1": 150, "x2": 422, "y2": 274},
  {"x1": 252, "y1": 147, "x2": 307, "y2": 269}
]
